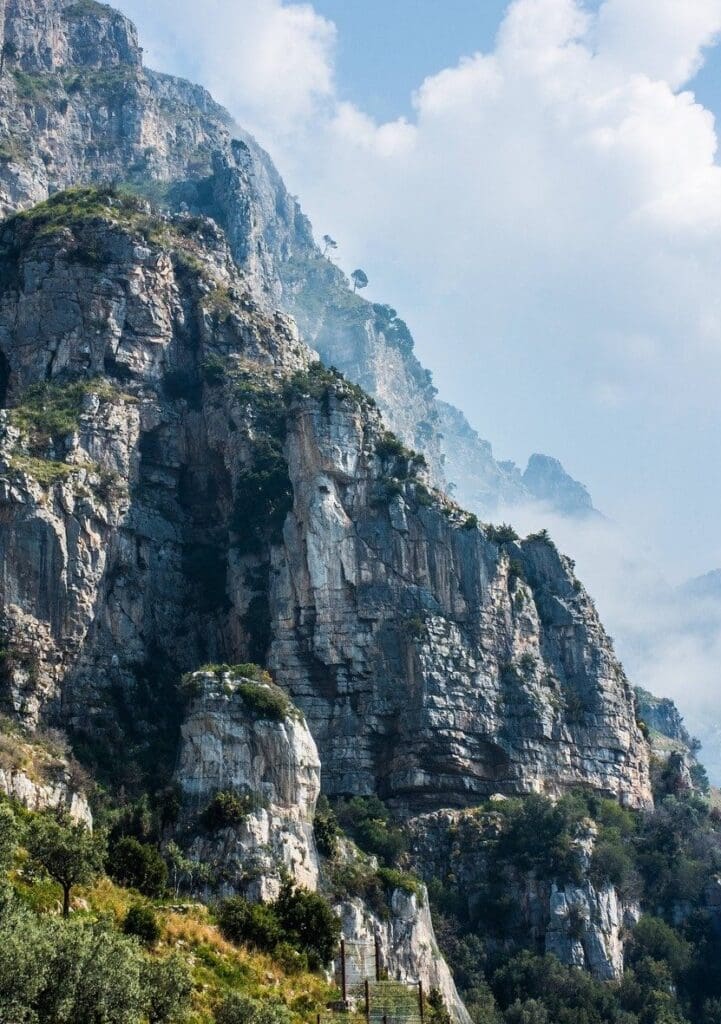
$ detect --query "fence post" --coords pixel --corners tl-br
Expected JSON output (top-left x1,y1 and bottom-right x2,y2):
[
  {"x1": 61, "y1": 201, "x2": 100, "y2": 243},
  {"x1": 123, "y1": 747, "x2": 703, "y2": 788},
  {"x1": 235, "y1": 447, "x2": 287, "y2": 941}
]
[
  {"x1": 419, "y1": 981, "x2": 424, "y2": 1023},
  {"x1": 374, "y1": 933, "x2": 381, "y2": 982},
  {"x1": 340, "y1": 939, "x2": 347, "y2": 1004}
]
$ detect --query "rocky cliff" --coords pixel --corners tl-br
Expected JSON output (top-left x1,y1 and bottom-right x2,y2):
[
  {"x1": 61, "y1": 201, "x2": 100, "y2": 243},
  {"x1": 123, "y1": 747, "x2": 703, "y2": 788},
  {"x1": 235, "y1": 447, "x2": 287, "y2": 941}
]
[
  {"x1": 408, "y1": 807, "x2": 639, "y2": 982},
  {"x1": 0, "y1": 0, "x2": 659, "y2": 1008},
  {"x1": 0, "y1": 189, "x2": 651, "y2": 811},
  {"x1": 176, "y1": 666, "x2": 321, "y2": 901}
]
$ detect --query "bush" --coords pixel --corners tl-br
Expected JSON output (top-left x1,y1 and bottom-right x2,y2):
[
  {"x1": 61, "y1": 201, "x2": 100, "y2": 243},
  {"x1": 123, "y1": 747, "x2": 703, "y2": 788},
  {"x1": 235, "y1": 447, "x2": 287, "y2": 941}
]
[
  {"x1": 201, "y1": 791, "x2": 252, "y2": 831},
  {"x1": 236, "y1": 680, "x2": 294, "y2": 721},
  {"x1": 486, "y1": 524, "x2": 519, "y2": 545},
  {"x1": 376, "y1": 431, "x2": 409, "y2": 460},
  {"x1": 274, "y1": 882, "x2": 340, "y2": 970},
  {"x1": 590, "y1": 840, "x2": 636, "y2": 895},
  {"x1": 627, "y1": 916, "x2": 692, "y2": 979},
  {"x1": 123, "y1": 904, "x2": 160, "y2": 945},
  {"x1": 494, "y1": 795, "x2": 583, "y2": 883},
  {"x1": 217, "y1": 896, "x2": 283, "y2": 952},
  {"x1": 333, "y1": 795, "x2": 407, "y2": 865},
  {"x1": 215, "y1": 993, "x2": 292, "y2": 1024},
  {"x1": 108, "y1": 837, "x2": 168, "y2": 897},
  {"x1": 313, "y1": 795, "x2": 340, "y2": 857},
  {"x1": 142, "y1": 954, "x2": 192, "y2": 1023},
  {"x1": 273, "y1": 941, "x2": 308, "y2": 975}
]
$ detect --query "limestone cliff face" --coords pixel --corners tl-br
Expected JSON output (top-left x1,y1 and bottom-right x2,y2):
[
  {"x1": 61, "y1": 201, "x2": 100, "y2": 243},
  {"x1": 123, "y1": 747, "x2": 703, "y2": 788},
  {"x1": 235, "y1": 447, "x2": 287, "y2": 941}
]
[
  {"x1": 0, "y1": 0, "x2": 660, "y2": 1004},
  {"x1": 337, "y1": 892, "x2": 471, "y2": 1024},
  {"x1": 273, "y1": 399, "x2": 650, "y2": 809},
  {"x1": 175, "y1": 667, "x2": 321, "y2": 900},
  {"x1": 0, "y1": 189, "x2": 651, "y2": 813},
  {"x1": 408, "y1": 809, "x2": 640, "y2": 982}
]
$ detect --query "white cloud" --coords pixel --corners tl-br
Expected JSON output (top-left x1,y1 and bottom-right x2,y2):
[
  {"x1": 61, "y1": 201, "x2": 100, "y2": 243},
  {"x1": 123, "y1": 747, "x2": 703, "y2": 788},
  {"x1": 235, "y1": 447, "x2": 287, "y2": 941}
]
[{"x1": 595, "y1": 0, "x2": 721, "y2": 89}]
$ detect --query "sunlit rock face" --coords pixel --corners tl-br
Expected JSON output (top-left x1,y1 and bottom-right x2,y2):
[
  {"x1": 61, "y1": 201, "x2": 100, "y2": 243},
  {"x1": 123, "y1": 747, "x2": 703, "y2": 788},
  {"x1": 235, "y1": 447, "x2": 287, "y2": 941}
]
[{"x1": 175, "y1": 667, "x2": 321, "y2": 900}]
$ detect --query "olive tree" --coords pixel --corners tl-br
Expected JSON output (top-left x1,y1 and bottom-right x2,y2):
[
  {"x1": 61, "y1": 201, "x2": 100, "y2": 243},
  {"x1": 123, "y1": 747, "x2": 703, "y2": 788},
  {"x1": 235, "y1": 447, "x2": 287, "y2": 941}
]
[{"x1": 26, "y1": 811, "x2": 106, "y2": 916}]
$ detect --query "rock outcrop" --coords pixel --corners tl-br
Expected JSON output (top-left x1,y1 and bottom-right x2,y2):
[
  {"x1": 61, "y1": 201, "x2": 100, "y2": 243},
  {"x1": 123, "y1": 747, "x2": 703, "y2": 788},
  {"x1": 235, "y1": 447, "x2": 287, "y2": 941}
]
[
  {"x1": 175, "y1": 666, "x2": 320, "y2": 900},
  {"x1": 337, "y1": 891, "x2": 471, "y2": 1024},
  {"x1": 522, "y1": 454, "x2": 598, "y2": 519},
  {"x1": 408, "y1": 808, "x2": 639, "y2": 982},
  {"x1": 0, "y1": 721, "x2": 92, "y2": 824}
]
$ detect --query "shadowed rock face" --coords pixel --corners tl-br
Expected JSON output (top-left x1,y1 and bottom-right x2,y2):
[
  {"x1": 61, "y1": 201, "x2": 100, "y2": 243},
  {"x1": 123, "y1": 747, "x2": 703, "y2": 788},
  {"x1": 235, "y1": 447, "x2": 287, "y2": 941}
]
[{"x1": 0, "y1": 197, "x2": 651, "y2": 810}]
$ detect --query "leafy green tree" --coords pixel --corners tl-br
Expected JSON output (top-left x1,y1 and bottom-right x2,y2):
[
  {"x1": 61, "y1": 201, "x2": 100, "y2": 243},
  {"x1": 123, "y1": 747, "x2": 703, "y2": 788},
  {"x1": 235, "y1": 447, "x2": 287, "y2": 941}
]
[
  {"x1": 273, "y1": 881, "x2": 340, "y2": 969},
  {"x1": 351, "y1": 268, "x2": 369, "y2": 293},
  {"x1": 39, "y1": 922, "x2": 144, "y2": 1023},
  {"x1": 218, "y1": 896, "x2": 283, "y2": 951},
  {"x1": 109, "y1": 836, "x2": 168, "y2": 897},
  {"x1": 627, "y1": 917, "x2": 692, "y2": 980},
  {"x1": 26, "y1": 811, "x2": 106, "y2": 917},
  {"x1": 504, "y1": 1000, "x2": 549, "y2": 1024},
  {"x1": 201, "y1": 791, "x2": 252, "y2": 831},
  {"x1": 164, "y1": 840, "x2": 210, "y2": 896},
  {"x1": 322, "y1": 235, "x2": 338, "y2": 258},
  {"x1": 0, "y1": 896, "x2": 52, "y2": 1021}
]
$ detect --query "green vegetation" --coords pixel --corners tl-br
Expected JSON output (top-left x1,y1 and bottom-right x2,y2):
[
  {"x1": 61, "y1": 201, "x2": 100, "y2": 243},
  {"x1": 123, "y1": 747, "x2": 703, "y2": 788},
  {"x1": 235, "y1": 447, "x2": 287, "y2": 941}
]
[
  {"x1": 6, "y1": 377, "x2": 128, "y2": 490},
  {"x1": 428, "y1": 786, "x2": 721, "y2": 1024},
  {"x1": 372, "y1": 304, "x2": 415, "y2": 355},
  {"x1": 0, "y1": 798, "x2": 340, "y2": 1023},
  {"x1": 218, "y1": 883, "x2": 340, "y2": 972},
  {"x1": 181, "y1": 665, "x2": 298, "y2": 723},
  {"x1": 124, "y1": 903, "x2": 162, "y2": 945},
  {"x1": 333, "y1": 795, "x2": 408, "y2": 865},
  {"x1": 236, "y1": 680, "x2": 297, "y2": 722},
  {"x1": 63, "y1": 0, "x2": 113, "y2": 17},
  {"x1": 9, "y1": 377, "x2": 118, "y2": 451},
  {"x1": 230, "y1": 376, "x2": 292, "y2": 556},
  {"x1": 485, "y1": 524, "x2": 520, "y2": 545},
  {"x1": 26, "y1": 810, "x2": 106, "y2": 917},
  {"x1": 12, "y1": 69, "x2": 61, "y2": 102},
  {"x1": 313, "y1": 795, "x2": 341, "y2": 857},
  {"x1": 108, "y1": 836, "x2": 169, "y2": 898},
  {"x1": 285, "y1": 361, "x2": 371, "y2": 409},
  {"x1": 201, "y1": 792, "x2": 254, "y2": 832}
]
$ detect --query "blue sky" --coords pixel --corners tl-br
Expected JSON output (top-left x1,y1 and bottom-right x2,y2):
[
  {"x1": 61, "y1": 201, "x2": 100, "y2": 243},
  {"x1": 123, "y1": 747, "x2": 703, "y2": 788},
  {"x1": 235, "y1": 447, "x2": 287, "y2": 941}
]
[
  {"x1": 313, "y1": 0, "x2": 721, "y2": 124},
  {"x1": 310, "y1": 0, "x2": 512, "y2": 122}
]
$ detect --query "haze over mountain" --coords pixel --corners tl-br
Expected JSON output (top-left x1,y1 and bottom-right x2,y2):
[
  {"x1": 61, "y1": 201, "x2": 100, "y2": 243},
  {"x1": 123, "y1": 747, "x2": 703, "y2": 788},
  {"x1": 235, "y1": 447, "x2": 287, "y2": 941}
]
[{"x1": 1, "y1": 3, "x2": 721, "y2": 1024}]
